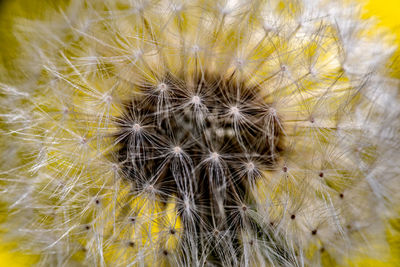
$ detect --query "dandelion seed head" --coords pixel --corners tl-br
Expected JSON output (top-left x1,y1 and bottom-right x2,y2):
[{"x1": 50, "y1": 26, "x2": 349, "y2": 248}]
[{"x1": 0, "y1": 0, "x2": 400, "y2": 266}]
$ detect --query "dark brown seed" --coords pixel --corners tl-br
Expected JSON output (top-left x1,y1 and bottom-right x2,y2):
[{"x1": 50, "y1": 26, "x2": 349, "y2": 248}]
[{"x1": 311, "y1": 229, "x2": 317, "y2": 235}]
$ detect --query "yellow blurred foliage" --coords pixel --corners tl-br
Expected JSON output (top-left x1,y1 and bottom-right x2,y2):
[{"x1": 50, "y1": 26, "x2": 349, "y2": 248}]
[
  {"x1": 363, "y1": 0, "x2": 400, "y2": 31},
  {"x1": 0, "y1": 241, "x2": 38, "y2": 267}
]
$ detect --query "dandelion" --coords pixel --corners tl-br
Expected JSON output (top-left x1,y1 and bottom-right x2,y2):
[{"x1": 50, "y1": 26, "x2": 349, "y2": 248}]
[{"x1": 1, "y1": 0, "x2": 400, "y2": 266}]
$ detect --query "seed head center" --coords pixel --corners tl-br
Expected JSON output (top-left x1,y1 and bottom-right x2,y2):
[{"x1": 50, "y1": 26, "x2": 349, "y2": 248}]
[
  {"x1": 210, "y1": 152, "x2": 220, "y2": 161},
  {"x1": 132, "y1": 123, "x2": 142, "y2": 132},
  {"x1": 229, "y1": 106, "x2": 240, "y2": 116},
  {"x1": 246, "y1": 162, "x2": 255, "y2": 171},
  {"x1": 116, "y1": 73, "x2": 283, "y2": 235},
  {"x1": 173, "y1": 146, "x2": 182, "y2": 154},
  {"x1": 157, "y1": 83, "x2": 168, "y2": 92},
  {"x1": 191, "y1": 95, "x2": 201, "y2": 105}
]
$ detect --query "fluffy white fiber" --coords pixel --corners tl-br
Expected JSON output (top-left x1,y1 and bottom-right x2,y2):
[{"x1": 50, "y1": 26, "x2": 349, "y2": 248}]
[{"x1": 0, "y1": 0, "x2": 399, "y2": 266}]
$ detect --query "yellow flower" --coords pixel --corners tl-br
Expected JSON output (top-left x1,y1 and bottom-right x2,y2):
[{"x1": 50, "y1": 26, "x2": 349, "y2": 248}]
[{"x1": 0, "y1": 0, "x2": 399, "y2": 266}]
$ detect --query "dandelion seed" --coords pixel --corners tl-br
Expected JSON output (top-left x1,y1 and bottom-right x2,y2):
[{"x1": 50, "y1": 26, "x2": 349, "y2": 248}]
[{"x1": 311, "y1": 229, "x2": 317, "y2": 235}]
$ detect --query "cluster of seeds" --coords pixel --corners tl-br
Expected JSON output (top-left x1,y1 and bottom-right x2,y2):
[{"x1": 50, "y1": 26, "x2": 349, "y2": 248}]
[{"x1": 115, "y1": 72, "x2": 283, "y2": 264}]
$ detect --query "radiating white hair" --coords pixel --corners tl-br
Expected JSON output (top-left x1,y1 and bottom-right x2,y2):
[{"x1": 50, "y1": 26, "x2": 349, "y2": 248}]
[{"x1": 0, "y1": 0, "x2": 399, "y2": 266}]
